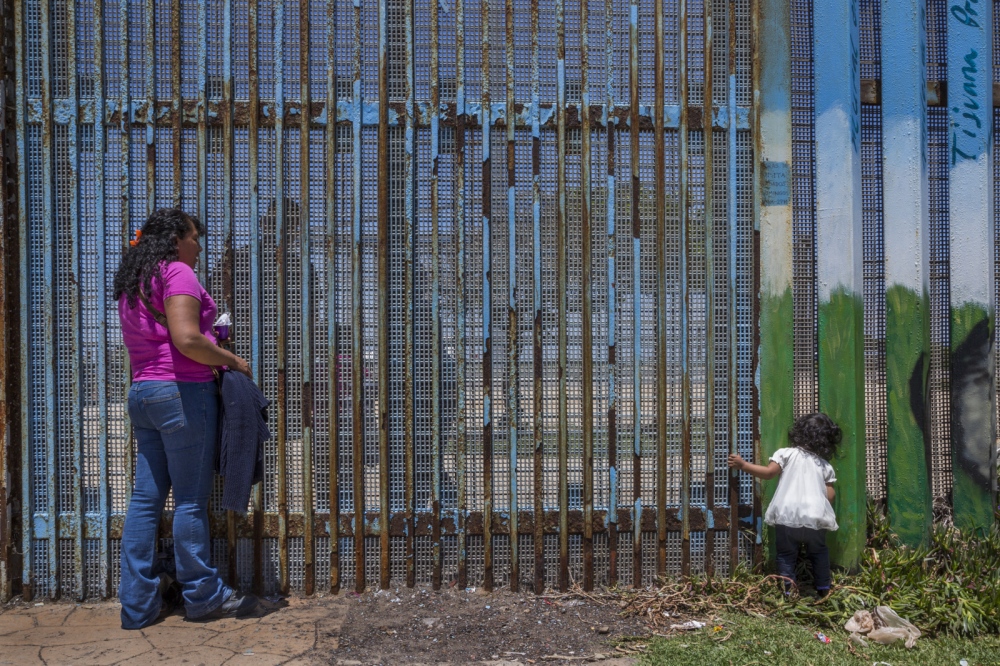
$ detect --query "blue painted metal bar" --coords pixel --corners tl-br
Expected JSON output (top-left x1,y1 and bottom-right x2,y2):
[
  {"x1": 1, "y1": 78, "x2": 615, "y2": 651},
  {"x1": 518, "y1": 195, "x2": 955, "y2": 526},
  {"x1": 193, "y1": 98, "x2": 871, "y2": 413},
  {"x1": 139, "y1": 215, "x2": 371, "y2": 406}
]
[
  {"x1": 505, "y1": 0, "x2": 519, "y2": 594},
  {"x1": 530, "y1": 0, "x2": 543, "y2": 595},
  {"x1": 678, "y1": 0, "x2": 691, "y2": 578},
  {"x1": 145, "y1": 0, "x2": 155, "y2": 217},
  {"x1": 429, "y1": 0, "x2": 443, "y2": 591},
  {"x1": 653, "y1": 0, "x2": 667, "y2": 578},
  {"x1": 299, "y1": 0, "x2": 315, "y2": 597},
  {"x1": 403, "y1": 0, "x2": 416, "y2": 589},
  {"x1": 376, "y1": 0, "x2": 390, "y2": 591},
  {"x1": 947, "y1": 0, "x2": 996, "y2": 534},
  {"x1": 579, "y1": 0, "x2": 594, "y2": 592},
  {"x1": 40, "y1": 0, "x2": 59, "y2": 597},
  {"x1": 628, "y1": 0, "x2": 641, "y2": 586},
  {"x1": 93, "y1": 0, "x2": 111, "y2": 598},
  {"x1": 455, "y1": 0, "x2": 468, "y2": 591},
  {"x1": 555, "y1": 0, "x2": 569, "y2": 593},
  {"x1": 120, "y1": 0, "x2": 133, "y2": 510},
  {"x1": 15, "y1": 0, "x2": 32, "y2": 600},
  {"x1": 197, "y1": 0, "x2": 208, "y2": 280},
  {"x1": 481, "y1": 0, "x2": 494, "y2": 593},
  {"x1": 171, "y1": 0, "x2": 182, "y2": 206},
  {"x1": 325, "y1": 0, "x2": 341, "y2": 596},
  {"x1": 350, "y1": 0, "x2": 365, "y2": 594},
  {"x1": 702, "y1": 0, "x2": 715, "y2": 577},
  {"x1": 726, "y1": 0, "x2": 739, "y2": 568},
  {"x1": 604, "y1": 0, "x2": 618, "y2": 588},
  {"x1": 67, "y1": 0, "x2": 85, "y2": 600},
  {"x1": 273, "y1": 0, "x2": 289, "y2": 594}
]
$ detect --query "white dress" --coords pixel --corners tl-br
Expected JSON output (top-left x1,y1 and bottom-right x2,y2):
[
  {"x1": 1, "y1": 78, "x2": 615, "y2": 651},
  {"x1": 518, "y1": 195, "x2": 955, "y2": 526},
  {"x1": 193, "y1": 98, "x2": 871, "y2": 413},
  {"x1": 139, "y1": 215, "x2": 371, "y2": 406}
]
[{"x1": 763, "y1": 447, "x2": 838, "y2": 531}]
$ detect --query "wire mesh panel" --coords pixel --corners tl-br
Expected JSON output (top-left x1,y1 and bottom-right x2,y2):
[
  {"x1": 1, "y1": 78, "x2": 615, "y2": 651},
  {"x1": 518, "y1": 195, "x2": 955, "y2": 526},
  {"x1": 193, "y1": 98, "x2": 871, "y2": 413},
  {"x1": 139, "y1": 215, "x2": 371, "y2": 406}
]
[{"x1": 14, "y1": 0, "x2": 757, "y2": 598}]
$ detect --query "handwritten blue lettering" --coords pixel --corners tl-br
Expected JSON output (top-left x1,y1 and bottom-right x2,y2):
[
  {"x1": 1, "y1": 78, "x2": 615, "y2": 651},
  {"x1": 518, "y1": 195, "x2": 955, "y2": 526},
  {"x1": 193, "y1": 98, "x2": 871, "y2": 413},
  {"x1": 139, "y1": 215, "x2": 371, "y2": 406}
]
[
  {"x1": 951, "y1": 0, "x2": 981, "y2": 28},
  {"x1": 951, "y1": 47, "x2": 985, "y2": 164}
]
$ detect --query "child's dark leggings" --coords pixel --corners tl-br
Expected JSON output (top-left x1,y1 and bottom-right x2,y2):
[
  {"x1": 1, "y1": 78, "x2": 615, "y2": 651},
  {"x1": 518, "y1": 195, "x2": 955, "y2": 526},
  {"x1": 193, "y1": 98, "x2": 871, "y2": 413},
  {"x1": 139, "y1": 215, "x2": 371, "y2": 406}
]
[{"x1": 774, "y1": 525, "x2": 831, "y2": 590}]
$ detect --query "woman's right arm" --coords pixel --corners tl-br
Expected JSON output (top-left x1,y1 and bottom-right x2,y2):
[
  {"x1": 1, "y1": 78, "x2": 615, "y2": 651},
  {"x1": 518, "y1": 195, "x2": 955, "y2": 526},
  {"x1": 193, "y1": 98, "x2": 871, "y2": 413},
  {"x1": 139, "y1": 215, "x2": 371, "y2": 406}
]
[{"x1": 164, "y1": 294, "x2": 252, "y2": 376}]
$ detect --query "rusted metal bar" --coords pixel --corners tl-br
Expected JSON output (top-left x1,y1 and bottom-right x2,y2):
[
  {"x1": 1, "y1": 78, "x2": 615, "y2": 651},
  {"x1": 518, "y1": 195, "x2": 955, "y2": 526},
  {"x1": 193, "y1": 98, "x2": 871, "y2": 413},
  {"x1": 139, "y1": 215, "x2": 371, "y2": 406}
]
[
  {"x1": 196, "y1": 1, "x2": 208, "y2": 297},
  {"x1": 628, "y1": 0, "x2": 641, "y2": 587},
  {"x1": 299, "y1": 0, "x2": 315, "y2": 597},
  {"x1": 530, "y1": 0, "x2": 544, "y2": 596},
  {"x1": 555, "y1": 0, "x2": 569, "y2": 594},
  {"x1": 121, "y1": 0, "x2": 133, "y2": 515},
  {"x1": 14, "y1": 0, "x2": 29, "y2": 599},
  {"x1": 222, "y1": 0, "x2": 238, "y2": 589},
  {"x1": 654, "y1": 0, "x2": 667, "y2": 580},
  {"x1": 145, "y1": 0, "x2": 155, "y2": 216},
  {"x1": 505, "y1": 0, "x2": 519, "y2": 595},
  {"x1": 171, "y1": 0, "x2": 181, "y2": 206},
  {"x1": 377, "y1": 0, "x2": 390, "y2": 591},
  {"x1": 67, "y1": 0, "x2": 84, "y2": 600},
  {"x1": 726, "y1": 0, "x2": 739, "y2": 573},
  {"x1": 455, "y1": 0, "x2": 468, "y2": 590},
  {"x1": 326, "y1": 0, "x2": 341, "y2": 596},
  {"x1": 678, "y1": 0, "x2": 692, "y2": 577},
  {"x1": 351, "y1": 0, "x2": 365, "y2": 594},
  {"x1": 40, "y1": 0, "x2": 59, "y2": 598},
  {"x1": 273, "y1": 0, "x2": 289, "y2": 596},
  {"x1": 604, "y1": 0, "x2": 618, "y2": 588},
  {"x1": 403, "y1": 0, "x2": 416, "y2": 590},
  {"x1": 480, "y1": 0, "x2": 494, "y2": 594},
  {"x1": 93, "y1": 0, "x2": 110, "y2": 598},
  {"x1": 247, "y1": 0, "x2": 265, "y2": 595},
  {"x1": 703, "y1": 0, "x2": 715, "y2": 577},
  {"x1": 429, "y1": 0, "x2": 443, "y2": 592},
  {"x1": 579, "y1": 0, "x2": 594, "y2": 593}
]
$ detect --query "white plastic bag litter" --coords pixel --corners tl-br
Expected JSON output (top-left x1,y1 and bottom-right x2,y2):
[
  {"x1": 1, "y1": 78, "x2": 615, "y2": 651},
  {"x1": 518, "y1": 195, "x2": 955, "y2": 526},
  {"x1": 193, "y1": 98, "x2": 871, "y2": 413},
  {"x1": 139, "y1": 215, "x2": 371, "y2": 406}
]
[{"x1": 843, "y1": 606, "x2": 921, "y2": 649}]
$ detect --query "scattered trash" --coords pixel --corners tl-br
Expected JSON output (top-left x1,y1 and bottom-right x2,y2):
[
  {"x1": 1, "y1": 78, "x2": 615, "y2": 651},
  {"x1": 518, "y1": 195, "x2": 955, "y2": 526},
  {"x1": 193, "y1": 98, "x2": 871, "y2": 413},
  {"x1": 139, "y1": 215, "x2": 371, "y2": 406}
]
[
  {"x1": 848, "y1": 632, "x2": 868, "y2": 647},
  {"x1": 763, "y1": 651, "x2": 772, "y2": 656},
  {"x1": 33, "y1": 603, "x2": 44, "y2": 607},
  {"x1": 465, "y1": 587, "x2": 476, "y2": 593},
  {"x1": 844, "y1": 606, "x2": 921, "y2": 649},
  {"x1": 242, "y1": 650, "x2": 254, "y2": 656},
  {"x1": 594, "y1": 625, "x2": 610, "y2": 634},
  {"x1": 960, "y1": 661, "x2": 970, "y2": 666},
  {"x1": 815, "y1": 632, "x2": 831, "y2": 643},
  {"x1": 485, "y1": 605, "x2": 491, "y2": 610},
  {"x1": 561, "y1": 599, "x2": 585, "y2": 608},
  {"x1": 670, "y1": 620, "x2": 706, "y2": 631}
]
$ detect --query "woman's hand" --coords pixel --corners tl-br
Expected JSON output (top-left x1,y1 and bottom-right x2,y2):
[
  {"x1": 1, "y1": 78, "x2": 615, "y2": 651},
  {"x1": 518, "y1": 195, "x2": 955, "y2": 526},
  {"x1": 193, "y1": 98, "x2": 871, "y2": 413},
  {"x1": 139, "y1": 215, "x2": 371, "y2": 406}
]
[
  {"x1": 230, "y1": 355, "x2": 253, "y2": 378},
  {"x1": 727, "y1": 453, "x2": 746, "y2": 470}
]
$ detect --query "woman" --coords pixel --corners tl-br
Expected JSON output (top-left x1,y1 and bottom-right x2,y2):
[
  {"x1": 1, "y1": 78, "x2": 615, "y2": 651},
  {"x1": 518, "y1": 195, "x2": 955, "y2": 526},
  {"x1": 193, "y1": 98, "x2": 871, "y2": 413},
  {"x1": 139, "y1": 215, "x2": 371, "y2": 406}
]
[{"x1": 114, "y1": 208, "x2": 258, "y2": 628}]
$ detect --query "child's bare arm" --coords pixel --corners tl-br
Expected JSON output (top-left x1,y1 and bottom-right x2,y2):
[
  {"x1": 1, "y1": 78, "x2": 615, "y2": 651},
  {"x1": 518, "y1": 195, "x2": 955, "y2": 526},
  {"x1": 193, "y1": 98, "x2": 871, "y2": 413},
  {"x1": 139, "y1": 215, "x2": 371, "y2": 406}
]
[
  {"x1": 826, "y1": 483, "x2": 835, "y2": 502},
  {"x1": 727, "y1": 454, "x2": 782, "y2": 480}
]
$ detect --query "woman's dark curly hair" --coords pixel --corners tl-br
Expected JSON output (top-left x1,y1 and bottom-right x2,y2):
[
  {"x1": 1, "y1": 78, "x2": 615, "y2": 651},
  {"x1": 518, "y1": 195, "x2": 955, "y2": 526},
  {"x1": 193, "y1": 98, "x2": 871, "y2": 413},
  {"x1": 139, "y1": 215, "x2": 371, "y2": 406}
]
[
  {"x1": 113, "y1": 208, "x2": 203, "y2": 308},
  {"x1": 788, "y1": 412, "x2": 842, "y2": 461}
]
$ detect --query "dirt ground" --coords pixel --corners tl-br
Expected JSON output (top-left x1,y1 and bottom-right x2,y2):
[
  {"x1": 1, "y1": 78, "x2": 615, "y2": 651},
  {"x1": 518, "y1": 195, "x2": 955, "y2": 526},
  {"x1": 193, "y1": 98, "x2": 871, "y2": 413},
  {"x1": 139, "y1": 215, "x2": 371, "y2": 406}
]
[{"x1": 327, "y1": 585, "x2": 650, "y2": 665}]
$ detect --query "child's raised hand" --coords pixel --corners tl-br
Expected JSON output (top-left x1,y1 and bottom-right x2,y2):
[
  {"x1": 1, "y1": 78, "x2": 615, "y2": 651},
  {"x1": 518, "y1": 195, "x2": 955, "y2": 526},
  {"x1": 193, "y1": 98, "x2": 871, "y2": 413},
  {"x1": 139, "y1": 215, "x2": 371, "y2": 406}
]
[{"x1": 727, "y1": 453, "x2": 745, "y2": 470}]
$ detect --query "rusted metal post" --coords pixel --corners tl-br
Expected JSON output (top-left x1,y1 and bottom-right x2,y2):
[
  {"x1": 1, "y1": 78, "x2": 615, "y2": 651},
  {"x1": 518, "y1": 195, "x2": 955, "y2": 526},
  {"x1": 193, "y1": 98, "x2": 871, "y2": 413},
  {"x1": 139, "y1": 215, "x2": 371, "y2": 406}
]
[
  {"x1": 14, "y1": 0, "x2": 29, "y2": 601},
  {"x1": 351, "y1": 0, "x2": 366, "y2": 594},
  {"x1": 654, "y1": 0, "x2": 667, "y2": 580},
  {"x1": 377, "y1": 0, "x2": 391, "y2": 591},
  {"x1": 505, "y1": 0, "x2": 519, "y2": 594},
  {"x1": 580, "y1": 0, "x2": 594, "y2": 593},
  {"x1": 429, "y1": 0, "x2": 443, "y2": 591},
  {"x1": 120, "y1": 0, "x2": 133, "y2": 511},
  {"x1": 555, "y1": 0, "x2": 569, "y2": 594},
  {"x1": 702, "y1": 0, "x2": 715, "y2": 578},
  {"x1": 145, "y1": 0, "x2": 155, "y2": 217},
  {"x1": 197, "y1": 0, "x2": 208, "y2": 277},
  {"x1": 404, "y1": 0, "x2": 417, "y2": 590},
  {"x1": 726, "y1": 0, "x2": 740, "y2": 573},
  {"x1": 171, "y1": 0, "x2": 181, "y2": 206},
  {"x1": 455, "y1": 0, "x2": 468, "y2": 591},
  {"x1": 604, "y1": 0, "x2": 618, "y2": 588},
  {"x1": 530, "y1": 0, "x2": 544, "y2": 596},
  {"x1": 678, "y1": 0, "x2": 692, "y2": 578},
  {"x1": 628, "y1": 0, "x2": 641, "y2": 586},
  {"x1": 326, "y1": 0, "x2": 341, "y2": 596},
  {"x1": 480, "y1": 0, "x2": 494, "y2": 594},
  {"x1": 300, "y1": 0, "x2": 316, "y2": 597}
]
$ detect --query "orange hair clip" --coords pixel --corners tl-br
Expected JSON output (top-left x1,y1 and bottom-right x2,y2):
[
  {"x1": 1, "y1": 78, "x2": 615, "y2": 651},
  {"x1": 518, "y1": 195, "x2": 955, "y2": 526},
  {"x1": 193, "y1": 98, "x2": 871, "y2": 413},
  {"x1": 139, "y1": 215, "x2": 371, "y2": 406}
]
[{"x1": 129, "y1": 229, "x2": 142, "y2": 247}]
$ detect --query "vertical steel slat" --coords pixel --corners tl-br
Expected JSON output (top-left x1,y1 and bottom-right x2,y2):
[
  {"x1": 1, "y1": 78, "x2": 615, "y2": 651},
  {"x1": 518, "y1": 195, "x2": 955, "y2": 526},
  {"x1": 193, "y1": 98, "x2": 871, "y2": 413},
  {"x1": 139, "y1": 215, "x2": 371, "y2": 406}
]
[
  {"x1": 171, "y1": 0, "x2": 181, "y2": 206},
  {"x1": 376, "y1": 0, "x2": 390, "y2": 591},
  {"x1": 248, "y1": 0, "x2": 265, "y2": 595},
  {"x1": 530, "y1": 0, "x2": 544, "y2": 595},
  {"x1": 67, "y1": 0, "x2": 85, "y2": 599},
  {"x1": 726, "y1": 0, "x2": 738, "y2": 570},
  {"x1": 403, "y1": 0, "x2": 416, "y2": 590},
  {"x1": 555, "y1": 0, "x2": 569, "y2": 594},
  {"x1": 273, "y1": 0, "x2": 289, "y2": 595},
  {"x1": 628, "y1": 0, "x2": 641, "y2": 586},
  {"x1": 480, "y1": 0, "x2": 494, "y2": 594},
  {"x1": 604, "y1": 0, "x2": 618, "y2": 588},
  {"x1": 429, "y1": 0, "x2": 443, "y2": 591},
  {"x1": 678, "y1": 0, "x2": 692, "y2": 577},
  {"x1": 222, "y1": 0, "x2": 238, "y2": 588},
  {"x1": 145, "y1": 0, "x2": 155, "y2": 217},
  {"x1": 579, "y1": 0, "x2": 594, "y2": 593},
  {"x1": 702, "y1": 0, "x2": 715, "y2": 577},
  {"x1": 93, "y1": 0, "x2": 111, "y2": 598},
  {"x1": 504, "y1": 0, "x2": 519, "y2": 594},
  {"x1": 455, "y1": 0, "x2": 468, "y2": 589},
  {"x1": 653, "y1": 0, "x2": 667, "y2": 579},
  {"x1": 350, "y1": 0, "x2": 365, "y2": 594},
  {"x1": 299, "y1": 0, "x2": 316, "y2": 597},
  {"x1": 15, "y1": 0, "x2": 31, "y2": 600},
  {"x1": 41, "y1": 0, "x2": 59, "y2": 598},
  {"x1": 326, "y1": 0, "x2": 340, "y2": 596},
  {"x1": 197, "y1": 1, "x2": 208, "y2": 287},
  {"x1": 120, "y1": 0, "x2": 134, "y2": 505}
]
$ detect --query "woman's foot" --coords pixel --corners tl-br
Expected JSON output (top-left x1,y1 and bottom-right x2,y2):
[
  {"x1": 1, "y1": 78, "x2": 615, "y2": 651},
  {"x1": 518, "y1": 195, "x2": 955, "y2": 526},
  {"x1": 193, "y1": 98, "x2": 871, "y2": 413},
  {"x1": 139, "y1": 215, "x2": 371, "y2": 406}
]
[{"x1": 187, "y1": 590, "x2": 259, "y2": 621}]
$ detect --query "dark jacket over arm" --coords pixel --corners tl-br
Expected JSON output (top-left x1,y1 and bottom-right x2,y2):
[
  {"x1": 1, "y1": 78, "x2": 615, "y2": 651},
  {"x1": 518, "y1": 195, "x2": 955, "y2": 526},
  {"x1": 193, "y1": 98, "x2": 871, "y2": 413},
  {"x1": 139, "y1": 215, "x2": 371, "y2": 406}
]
[{"x1": 217, "y1": 370, "x2": 270, "y2": 512}]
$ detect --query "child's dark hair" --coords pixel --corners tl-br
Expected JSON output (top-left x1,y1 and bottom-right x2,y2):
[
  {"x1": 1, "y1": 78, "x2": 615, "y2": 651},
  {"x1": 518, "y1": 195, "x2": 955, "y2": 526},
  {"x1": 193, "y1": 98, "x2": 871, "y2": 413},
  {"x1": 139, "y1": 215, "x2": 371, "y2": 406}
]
[{"x1": 787, "y1": 413, "x2": 842, "y2": 461}]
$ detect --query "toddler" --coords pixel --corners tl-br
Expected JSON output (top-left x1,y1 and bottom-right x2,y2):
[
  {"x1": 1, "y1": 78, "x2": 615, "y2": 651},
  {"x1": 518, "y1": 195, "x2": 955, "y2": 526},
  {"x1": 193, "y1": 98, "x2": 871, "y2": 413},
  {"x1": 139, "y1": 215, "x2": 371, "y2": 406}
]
[{"x1": 728, "y1": 412, "x2": 841, "y2": 596}]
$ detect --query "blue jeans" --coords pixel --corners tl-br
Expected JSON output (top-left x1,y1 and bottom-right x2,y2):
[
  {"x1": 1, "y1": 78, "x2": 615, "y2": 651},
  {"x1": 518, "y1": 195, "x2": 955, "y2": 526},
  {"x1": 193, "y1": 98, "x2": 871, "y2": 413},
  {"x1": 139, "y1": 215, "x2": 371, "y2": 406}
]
[
  {"x1": 775, "y1": 524, "x2": 831, "y2": 591},
  {"x1": 120, "y1": 380, "x2": 231, "y2": 628}
]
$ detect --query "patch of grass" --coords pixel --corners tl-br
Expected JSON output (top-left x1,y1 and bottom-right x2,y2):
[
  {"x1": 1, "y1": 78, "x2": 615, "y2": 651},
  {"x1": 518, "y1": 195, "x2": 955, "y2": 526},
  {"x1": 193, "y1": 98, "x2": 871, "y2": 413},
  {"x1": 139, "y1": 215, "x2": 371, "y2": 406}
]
[{"x1": 641, "y1": 612, "x2": 1000, "y2": 666}]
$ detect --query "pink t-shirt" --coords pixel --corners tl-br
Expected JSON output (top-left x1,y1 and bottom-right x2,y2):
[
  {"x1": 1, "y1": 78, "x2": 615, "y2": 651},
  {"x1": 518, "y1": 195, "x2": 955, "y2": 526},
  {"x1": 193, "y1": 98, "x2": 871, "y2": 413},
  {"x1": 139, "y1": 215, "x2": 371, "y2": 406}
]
[{"x1": 119, "y1": 261, "x2": 218, "y2": 382}]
